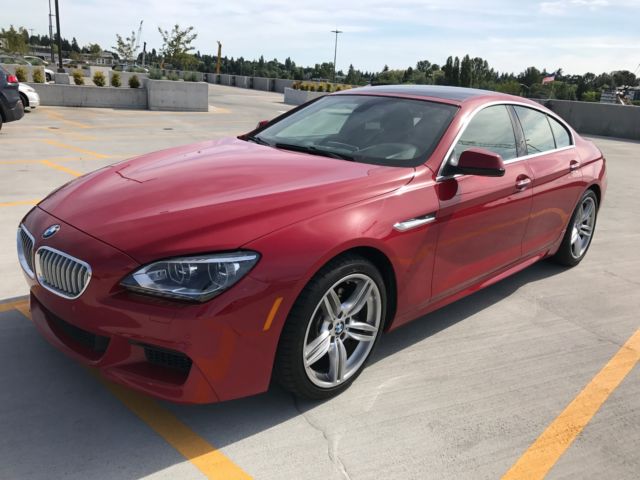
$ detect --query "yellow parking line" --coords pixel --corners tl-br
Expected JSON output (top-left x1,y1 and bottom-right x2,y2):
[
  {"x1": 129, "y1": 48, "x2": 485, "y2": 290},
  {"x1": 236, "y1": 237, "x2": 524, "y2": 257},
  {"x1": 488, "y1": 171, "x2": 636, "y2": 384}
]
[
  {"x1": 0, "y1": 299, "x2": 29, "y2": 314},
  {"x1": 263, "y1": 297, "x2": 283, "y2": 331},
  {"x1": 502, "y1": 328, "x2": 640, "y2": 480},
  {"x1": 0, "y1": 199, "x2": 39, "y2": 207},
  {"x1": 43, "y1": 109, "x2": 91, "y2": 129},
  {"x1": 5, "y1": 298, "x2": 251, "y2": 479},
  {"x1": 40, "y1": 160, "x2": 83, "y2": 177},
  {"x1": 99, "y1": 378, "x2": 252, "y2": 480},
  {"x1": 41, "y1": 139, "x2": 111, "y2": 159}
]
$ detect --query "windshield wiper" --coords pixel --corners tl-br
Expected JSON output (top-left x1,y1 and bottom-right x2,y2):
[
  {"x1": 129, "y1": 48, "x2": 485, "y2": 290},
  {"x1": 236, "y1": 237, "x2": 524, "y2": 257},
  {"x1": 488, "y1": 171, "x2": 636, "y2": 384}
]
[
  {"x1": 274, "y1": 143, "x2": 355, "y2": 161},
  {"x1": 246, "y1": 135, "x2": 271, "y2": 146}
]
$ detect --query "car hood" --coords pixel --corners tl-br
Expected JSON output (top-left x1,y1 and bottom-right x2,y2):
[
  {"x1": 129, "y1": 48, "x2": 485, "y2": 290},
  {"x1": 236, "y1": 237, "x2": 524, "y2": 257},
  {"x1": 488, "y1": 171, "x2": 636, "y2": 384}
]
[{"x1": 39, "y1": 137, "x2": 415, "y2": 264}]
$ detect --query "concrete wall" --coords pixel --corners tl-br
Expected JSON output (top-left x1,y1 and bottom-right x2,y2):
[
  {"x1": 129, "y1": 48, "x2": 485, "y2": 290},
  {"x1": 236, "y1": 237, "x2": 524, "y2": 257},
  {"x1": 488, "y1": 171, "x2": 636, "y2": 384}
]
[
  {"x1": 219, "y1": 74, "x2": 232, "y2": 86},
  {"x1": 146, "y1": 79, "x2": 208, "y2": 112},
  {"x1": 545, "y1": 100, "x2": 640, "y2": 140},
  {"x1": 26, "y1": 83, "x2": 148, "y2": 109},
  {"x1": 284, "y1": 88, "x2": 327, "y2": 106},
  {"x1": 253, "y1": 77, "x2": 273, "y2": 92},
  {"x1": 274, "y1": 79, "x2": 295, "y2": 93},
  {"x1": 0, "y1": 64, "x2": 46, "y2": 82},
  {"x1": 235, "y1": 76, "x2": 251, "y2": 88}
]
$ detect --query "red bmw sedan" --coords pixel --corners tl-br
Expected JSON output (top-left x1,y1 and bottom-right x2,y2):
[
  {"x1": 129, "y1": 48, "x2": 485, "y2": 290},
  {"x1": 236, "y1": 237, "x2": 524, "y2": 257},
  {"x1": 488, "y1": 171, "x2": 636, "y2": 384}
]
[{"x1": 17, "y1": 86, "x2": 606, "y2": 403}]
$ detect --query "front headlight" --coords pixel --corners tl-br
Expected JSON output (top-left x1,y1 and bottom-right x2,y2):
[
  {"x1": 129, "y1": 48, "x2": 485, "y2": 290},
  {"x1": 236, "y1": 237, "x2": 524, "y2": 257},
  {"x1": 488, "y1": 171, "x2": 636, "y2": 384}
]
[{"x1": 121, "y1": 251, "x2": 260, "y2": 302}]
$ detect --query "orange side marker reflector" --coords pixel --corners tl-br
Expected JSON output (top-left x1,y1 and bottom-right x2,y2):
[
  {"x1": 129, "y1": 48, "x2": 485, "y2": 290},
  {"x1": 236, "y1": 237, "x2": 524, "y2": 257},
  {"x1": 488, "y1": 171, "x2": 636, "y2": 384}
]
[{"x1": 263, "y1": 297, "x2": 283, "y2": 332}]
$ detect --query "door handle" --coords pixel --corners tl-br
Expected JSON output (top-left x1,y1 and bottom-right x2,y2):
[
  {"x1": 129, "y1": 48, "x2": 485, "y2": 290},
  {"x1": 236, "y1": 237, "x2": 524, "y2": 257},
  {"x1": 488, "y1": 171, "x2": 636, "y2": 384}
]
[
  {"x1": 570, "y1": 160, "x2": 581, "y2": 171},
  {"x1": 515, "y1": 175, "x2": 532, "y2": 190}
]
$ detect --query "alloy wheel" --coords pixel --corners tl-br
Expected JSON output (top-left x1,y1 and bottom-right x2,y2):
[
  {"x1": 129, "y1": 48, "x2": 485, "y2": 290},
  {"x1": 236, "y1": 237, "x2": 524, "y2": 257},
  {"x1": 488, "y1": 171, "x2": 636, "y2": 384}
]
[
  {"x1": 570, "y1": 196, "x2": 596, "y2": 259},
  {"x1": 302, "y1": 273, "x2": 382, "y2": 388}
]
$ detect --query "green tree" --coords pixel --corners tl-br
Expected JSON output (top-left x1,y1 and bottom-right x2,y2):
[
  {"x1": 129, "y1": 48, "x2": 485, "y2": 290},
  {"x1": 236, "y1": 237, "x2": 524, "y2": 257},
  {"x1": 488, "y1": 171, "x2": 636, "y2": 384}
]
[
  {"x1": 460, "y1": 55, "x2": 472, "y2": 87},
  {"x1": 1, "y1": 25, "x2": 29, "y2": 54},
  {"x1": 113, "y1": 31, "x2": 138, "y2": 64},
  {"x1": 158, "y1": 24, "x2": 197, "y2": 68}
]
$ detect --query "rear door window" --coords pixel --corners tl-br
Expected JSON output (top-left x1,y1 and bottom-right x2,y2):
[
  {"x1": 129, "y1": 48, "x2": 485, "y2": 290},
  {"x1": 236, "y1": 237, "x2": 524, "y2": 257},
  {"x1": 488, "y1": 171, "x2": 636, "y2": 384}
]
[
  {"x1": 513, "y1": 106, "x2": 556, "y2": 155},
  {"x1": 548, "y1": 116, "x2": 572, "y2": 148}
]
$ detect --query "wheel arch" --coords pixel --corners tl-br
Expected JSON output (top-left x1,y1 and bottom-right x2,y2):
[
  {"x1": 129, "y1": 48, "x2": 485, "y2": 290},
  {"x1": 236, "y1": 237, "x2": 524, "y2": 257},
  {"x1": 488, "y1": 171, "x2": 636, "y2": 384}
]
[{"x1": 335, "y1": 246, "x2": 398, "y2": 331}]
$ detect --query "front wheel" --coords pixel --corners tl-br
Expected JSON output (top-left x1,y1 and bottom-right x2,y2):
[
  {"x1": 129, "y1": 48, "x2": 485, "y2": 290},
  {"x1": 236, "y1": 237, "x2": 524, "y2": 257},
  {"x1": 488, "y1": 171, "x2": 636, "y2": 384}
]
[
  {"x1": 275, "y1": 255, "x2": 386, "y2": 399},
  {"x1": 553, "y1": 190, "x2": 598, "y2": 266}
]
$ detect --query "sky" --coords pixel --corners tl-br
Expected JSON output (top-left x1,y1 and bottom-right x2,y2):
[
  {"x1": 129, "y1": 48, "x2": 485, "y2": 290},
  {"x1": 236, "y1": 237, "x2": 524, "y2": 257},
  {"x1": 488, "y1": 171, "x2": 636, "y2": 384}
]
[{"x1": 2, "y1": 0, "x2": 639, "y2": 76}]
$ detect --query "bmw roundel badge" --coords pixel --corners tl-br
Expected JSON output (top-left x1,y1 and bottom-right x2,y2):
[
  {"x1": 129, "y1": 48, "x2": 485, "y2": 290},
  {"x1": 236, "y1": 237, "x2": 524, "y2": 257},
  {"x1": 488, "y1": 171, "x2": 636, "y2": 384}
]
[{"x1": 42, "y1": 224, "x2": 60, "y2": 239}]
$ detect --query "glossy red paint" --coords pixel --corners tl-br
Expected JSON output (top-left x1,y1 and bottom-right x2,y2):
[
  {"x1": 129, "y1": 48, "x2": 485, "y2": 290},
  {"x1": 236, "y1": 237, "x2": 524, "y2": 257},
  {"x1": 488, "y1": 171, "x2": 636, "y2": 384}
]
[{"x1": 20, "y1": 86, "x2": 606, "y2": 403}]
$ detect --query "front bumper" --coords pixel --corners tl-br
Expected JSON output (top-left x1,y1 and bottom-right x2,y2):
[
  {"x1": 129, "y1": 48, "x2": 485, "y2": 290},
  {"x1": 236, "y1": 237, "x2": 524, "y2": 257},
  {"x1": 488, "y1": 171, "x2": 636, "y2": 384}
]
[{"x1": 21, "y1": 207, "x2": 290, "y2": 404}]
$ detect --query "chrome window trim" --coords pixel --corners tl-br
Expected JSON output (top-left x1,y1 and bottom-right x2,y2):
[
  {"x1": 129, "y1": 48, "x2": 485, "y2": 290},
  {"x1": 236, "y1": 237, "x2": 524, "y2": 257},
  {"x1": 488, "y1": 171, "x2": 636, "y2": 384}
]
[
  {"x1": 35, "y1": 246, "x2": 92, "y2": 300},
  {"x1": 17, "y1": 224, "x2": 35, "y2": 279},
  {"x1": 436, "y1": 100, "x2": 576, "y2": 181}
]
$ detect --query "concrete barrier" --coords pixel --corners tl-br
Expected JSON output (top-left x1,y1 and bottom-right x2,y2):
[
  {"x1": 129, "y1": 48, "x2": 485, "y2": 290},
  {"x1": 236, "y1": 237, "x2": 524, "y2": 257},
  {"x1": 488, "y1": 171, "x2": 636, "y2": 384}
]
[
  {"x1": 235, "y1": 76, "x2": 250, "y2": 88},
  {"x1": 26, "y1": 83, "x2": 148, "y2": 108},
  {"x1": 284, "y1": 87, "x2": 327, "y2": 105},
  {"x1": 219, "y1": 74, "x2": 232, "y2": 86},
  {"x1": 146, "y1": 79, "x2": 208, "y2": 112},
  {"x1": 274, "y1": 79, "x2": 295, "y2": 93},
  {"x1": 545, "y1": 100, "x2": 640, "y2": 141},
  {"x1": 253, "y1": 77, "x2": 273, "y2": 91}
]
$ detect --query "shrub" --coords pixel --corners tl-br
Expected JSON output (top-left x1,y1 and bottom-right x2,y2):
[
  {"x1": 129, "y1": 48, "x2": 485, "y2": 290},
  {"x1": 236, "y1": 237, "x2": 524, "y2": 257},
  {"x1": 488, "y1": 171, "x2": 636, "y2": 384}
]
[
  {"x1": 15, "y1": 66, "x2": 27, "y2": 82},
  {"x1": 292, "y1": 81, "x2": 301, "y2": 90},
  {"x1": 129, "y1": 75, "x2": 140, "y2": 88},
  {"x1": 32, "y1": 68, "x2": 44, "y2": 83},
  {"x1": 167, "y1": 72, "x2": 180, "y2": 81},
  {"x1": 72, "y1": 70, "x2": 84, "y2": 85},
  {"x1": 93, "y1": 71, "x2": 106, "y2": 87},
  {"x1": 335, "y1": 86, "x2": 342, "y2": 92},
  {"x1": 184, "y1": 72, "x2": 198, "y2": 82},
  {"x1": 632, "y1": 100, "x2": 640, "y2": 107},
  {"x1": 111, "y1": 71, "x2": 121, "y2": 87},
  {"x1": 149, "y1": 68, "x2": 162, "y2": 80}
]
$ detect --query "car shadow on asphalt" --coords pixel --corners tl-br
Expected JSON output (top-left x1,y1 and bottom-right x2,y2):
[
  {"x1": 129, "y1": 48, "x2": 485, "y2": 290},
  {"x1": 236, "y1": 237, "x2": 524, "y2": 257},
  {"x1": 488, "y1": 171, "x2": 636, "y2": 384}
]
[
  {"x1": 0, "y1": 260, "x2": 568, "y2": 479},
  {"x1": 163, "y1": 259, "x2": 568, "y2": 446}
]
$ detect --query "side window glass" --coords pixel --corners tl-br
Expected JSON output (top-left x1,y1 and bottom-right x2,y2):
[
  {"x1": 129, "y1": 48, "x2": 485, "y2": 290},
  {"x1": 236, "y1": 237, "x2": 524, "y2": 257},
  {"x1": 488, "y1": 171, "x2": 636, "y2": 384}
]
[
  {"x1": 514, "y1": 106, "x2": 556, "y2": 154},
  {"x1": 453, "y1": 105, "x2": 517, "y2": 163},
  {"x1": 548, "y1": 116, "x2": 572, "y2": 148}
]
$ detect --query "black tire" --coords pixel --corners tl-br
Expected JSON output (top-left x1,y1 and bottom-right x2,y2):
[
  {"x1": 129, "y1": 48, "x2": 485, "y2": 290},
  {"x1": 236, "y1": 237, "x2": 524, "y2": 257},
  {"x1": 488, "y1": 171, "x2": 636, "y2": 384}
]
[
  {"x1": 275, "y1": 254, "x2": 386, "y2": 400},
  {"x1": 46, "y1": 73, "x2": 52, "y2": 82},
  {"x1": 20, "y1": 93, "x2": 29, "y2": 110},
  {"x1": 553, "y1": 189, "x2": 598, "y2": 267}
]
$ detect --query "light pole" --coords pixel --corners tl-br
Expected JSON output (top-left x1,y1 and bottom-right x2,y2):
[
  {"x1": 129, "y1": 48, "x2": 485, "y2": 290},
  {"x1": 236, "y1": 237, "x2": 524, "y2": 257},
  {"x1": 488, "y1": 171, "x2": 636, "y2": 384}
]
[
  {"x1": 48, "y1": 0, "x2": 55, "y2": 64},
  {"x1": 331, "y1": 29, "x2": 342, "y2": 83},
  {"x1": 54, "y1": 0, "x2": 63, "y2": 72}
]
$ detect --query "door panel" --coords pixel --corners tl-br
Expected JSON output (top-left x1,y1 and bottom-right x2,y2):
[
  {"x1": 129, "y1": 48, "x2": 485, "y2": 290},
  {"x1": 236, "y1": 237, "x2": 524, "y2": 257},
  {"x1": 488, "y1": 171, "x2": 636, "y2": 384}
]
[
  {"x1": 432, "y1": 161, "x2": 533, "y2": 300},
  {"x1": 522, "y1": 148, "x2": 583, "y2": 254}
]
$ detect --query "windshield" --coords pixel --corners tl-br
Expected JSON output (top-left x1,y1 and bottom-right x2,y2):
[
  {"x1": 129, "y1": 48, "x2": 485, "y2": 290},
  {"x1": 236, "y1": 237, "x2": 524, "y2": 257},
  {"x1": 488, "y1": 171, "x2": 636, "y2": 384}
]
[{"x1": 252, "y1": 95, "x2": 458, "y2": 167}]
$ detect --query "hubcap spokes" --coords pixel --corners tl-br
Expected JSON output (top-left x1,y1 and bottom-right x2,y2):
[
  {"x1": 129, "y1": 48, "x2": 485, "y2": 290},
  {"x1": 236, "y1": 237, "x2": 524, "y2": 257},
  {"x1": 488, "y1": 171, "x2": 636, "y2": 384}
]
[
  {"x1": 570, "y1": 197, "x2": 596, "y2": 259},
  {"x1": 303, "y1": 274, "x2": 382, "y2": 388}
]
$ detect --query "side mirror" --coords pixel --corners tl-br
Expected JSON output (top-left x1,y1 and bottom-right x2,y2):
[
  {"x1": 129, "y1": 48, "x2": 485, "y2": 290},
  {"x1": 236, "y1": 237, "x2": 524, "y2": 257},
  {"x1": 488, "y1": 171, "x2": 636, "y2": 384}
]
[
  {"x1": 256, "y1": 120, "x2": 270, "y2": 129},
  {"x1": 455, "y1": 148, "x2": 505, "y2": 177}
]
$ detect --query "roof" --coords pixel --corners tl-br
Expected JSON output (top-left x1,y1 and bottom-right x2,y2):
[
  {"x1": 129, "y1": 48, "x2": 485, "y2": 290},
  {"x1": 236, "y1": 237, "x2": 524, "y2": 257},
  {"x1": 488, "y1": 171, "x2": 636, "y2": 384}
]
[{"x1": 344, "y1": 85, "x2": 496, "y2": 102}]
